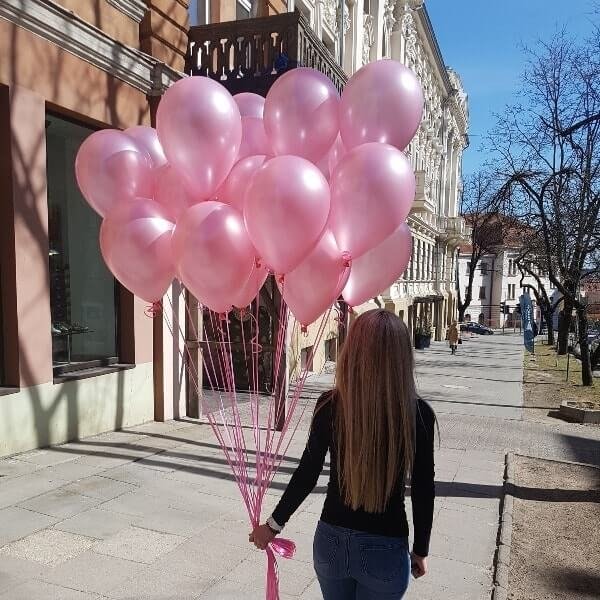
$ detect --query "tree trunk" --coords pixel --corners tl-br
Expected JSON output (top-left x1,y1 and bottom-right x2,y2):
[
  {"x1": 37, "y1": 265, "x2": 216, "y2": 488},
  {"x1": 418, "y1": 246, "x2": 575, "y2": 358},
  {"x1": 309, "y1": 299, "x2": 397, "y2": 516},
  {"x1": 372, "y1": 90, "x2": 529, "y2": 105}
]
[
  {"x1": 545, "y1": 310, "x2": 555, "y2": 345},
  {"x1": 577, "y1": 307, "x2": 593, "y2": 387},
  {"x1": 557, "y1": 300, "x2": 573, "y2": 355}
]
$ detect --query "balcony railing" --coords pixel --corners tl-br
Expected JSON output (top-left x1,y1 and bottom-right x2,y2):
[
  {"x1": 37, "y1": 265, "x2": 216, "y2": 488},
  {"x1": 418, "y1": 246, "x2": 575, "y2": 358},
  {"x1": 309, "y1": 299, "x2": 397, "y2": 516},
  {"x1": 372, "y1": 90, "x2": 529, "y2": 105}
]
[
  {"x1": 438, "y1": 216, "x2": 471, "y2": 243},
  {"x1": 186, "y1": 11, "x2": 347, "y2": 96}
]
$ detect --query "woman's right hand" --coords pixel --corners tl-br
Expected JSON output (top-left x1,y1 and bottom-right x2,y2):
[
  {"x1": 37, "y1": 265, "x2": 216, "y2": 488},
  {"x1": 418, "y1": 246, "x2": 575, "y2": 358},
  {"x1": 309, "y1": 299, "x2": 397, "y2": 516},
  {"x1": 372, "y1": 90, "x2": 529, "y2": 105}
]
[{"x1": 410, "y1": 552, "x2": 428, "y2": 578}]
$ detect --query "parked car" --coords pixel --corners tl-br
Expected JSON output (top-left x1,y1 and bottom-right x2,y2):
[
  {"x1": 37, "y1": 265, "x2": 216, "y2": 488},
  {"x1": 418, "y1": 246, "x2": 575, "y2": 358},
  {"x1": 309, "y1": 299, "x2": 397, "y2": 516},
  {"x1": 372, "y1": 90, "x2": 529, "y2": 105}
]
[{"x1": 460, "y1": 322, "x2": 494, "y2": 335}]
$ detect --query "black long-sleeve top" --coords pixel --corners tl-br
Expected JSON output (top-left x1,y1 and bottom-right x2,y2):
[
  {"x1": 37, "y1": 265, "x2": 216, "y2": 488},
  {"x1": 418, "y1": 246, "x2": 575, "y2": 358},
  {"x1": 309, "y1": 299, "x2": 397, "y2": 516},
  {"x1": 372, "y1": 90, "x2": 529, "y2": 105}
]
[{"x1": 272, "y1": 392, "x2": 436, "y2": 557}]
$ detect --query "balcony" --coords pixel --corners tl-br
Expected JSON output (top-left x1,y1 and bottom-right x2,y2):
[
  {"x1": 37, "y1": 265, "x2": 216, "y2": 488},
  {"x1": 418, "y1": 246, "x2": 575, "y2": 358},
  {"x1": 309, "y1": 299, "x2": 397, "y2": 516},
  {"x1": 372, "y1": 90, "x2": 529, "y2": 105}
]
[
  {"x1": 438, "y1": 216, "x2": 471, "y2": 245},
  {"x1": 186, "y1": 11, "x2": 347, "y2": 96},
  {"x1": 411, "y1": 170, "x2": 437, "y2": 216}
]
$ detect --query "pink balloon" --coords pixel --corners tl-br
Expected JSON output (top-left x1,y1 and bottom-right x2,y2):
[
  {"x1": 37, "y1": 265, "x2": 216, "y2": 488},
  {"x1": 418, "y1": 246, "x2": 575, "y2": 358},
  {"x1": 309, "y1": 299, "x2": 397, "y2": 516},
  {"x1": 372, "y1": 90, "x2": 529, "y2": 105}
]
[
  {"x1": 340, "y1": 60, "x2": 424, "y2": 151},
  {"x1": 330, "y1": 143, "x2": 415, "y2": 259},
  {"x1": 328, "y1": 135, "x2": 346, "y2": 177},
  {"x1": 153, "y1": 164, "x2": 201, "y2": 221},
  {"x1": 156, "y1": 77, "x2": 242, "y2": 199},
  {"x1": 264, "y1": 68, "x2": 340, "y2": 162},
  {"x1": 234, "y1": 93, "x2": 265, "y2": 118},
  {"x1": 125, "y1": 126, "x2": 168, "y2": 168},
  {"x1": 343, "y1": 223, "x2": 412, "y2": 307},
  {"x1": 238, "y1": 117, "x2": 272, "y2": 162},
  {"x1": 173, "y1": 201, "x2": 255, "y2": 313},
  {"x1": 244, "y1": 156, "x2": 330, "y2": 274},
  {"x1": 280, "y1": 230, "x2": 350, "y2": 326},
  {"x1": 232, "y1": 263, "x2": 268, "y2": 309},
  {"x1": 217, "y1": 155, "x2": 268, "y2": 213},
  {"x1": 75, "y1": 129, "x2": 154, "y2": 216},
  {"x1": 100, "y1": 199, "x2": 176, "y2": 302}
]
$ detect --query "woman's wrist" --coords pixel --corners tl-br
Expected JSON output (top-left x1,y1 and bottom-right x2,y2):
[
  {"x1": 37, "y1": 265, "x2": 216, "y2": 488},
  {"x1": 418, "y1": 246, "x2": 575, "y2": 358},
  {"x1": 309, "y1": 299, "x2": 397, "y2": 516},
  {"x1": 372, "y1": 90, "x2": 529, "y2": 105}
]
[{"x1": 267, "y1": 516, "x2": 283, "y2": 533}]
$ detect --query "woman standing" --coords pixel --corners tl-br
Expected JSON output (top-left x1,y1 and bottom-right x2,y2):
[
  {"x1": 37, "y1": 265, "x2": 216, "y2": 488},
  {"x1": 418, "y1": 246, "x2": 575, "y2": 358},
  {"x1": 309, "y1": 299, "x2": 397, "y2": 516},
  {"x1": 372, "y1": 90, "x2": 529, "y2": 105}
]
[
  {"x1": 447, "y1": 321, "x2": 460, "y2": 355},
  {"x1": 250, "y1": 309, "x2": 436, "y2": 599}
]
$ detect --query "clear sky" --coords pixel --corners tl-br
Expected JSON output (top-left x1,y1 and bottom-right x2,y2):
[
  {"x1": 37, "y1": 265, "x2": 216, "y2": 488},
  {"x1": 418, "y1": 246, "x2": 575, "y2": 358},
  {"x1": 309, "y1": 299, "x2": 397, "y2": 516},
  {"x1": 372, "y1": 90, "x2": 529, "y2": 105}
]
[{"x1": 426, "y1": 0, "x2": 598, "y2": 177}]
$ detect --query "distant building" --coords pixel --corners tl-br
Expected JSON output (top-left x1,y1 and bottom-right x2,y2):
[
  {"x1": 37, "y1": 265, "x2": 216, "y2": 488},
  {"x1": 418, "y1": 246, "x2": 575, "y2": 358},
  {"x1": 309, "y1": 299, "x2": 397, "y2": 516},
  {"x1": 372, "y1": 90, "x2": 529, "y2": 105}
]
[{"x1": 457, "y1": 246, "x2": 555, "y2": 329}]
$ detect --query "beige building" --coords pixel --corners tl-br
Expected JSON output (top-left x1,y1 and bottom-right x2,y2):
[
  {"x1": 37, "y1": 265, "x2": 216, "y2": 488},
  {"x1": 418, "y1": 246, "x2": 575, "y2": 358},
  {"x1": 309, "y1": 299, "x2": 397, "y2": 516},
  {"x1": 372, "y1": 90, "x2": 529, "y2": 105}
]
[{"x1": 357, "y1": 1, "x2": 470, "y2": 345}]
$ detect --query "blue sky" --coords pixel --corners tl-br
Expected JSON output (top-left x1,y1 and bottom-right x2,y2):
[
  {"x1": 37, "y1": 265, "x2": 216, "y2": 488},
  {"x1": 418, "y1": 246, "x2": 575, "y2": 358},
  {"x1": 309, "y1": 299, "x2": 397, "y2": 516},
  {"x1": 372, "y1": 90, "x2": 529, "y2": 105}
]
[{"x1": 426, "y1": 0, "x2": 598, "y2": 176}]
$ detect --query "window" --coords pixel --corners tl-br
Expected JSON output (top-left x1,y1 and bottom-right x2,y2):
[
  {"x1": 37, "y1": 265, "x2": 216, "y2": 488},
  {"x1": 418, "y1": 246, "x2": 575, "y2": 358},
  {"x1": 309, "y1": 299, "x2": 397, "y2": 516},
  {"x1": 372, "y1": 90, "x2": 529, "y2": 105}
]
[
  {"x1": 46, "y1": 115, "x2": 118, "y2": 369},
  {"x1": 301, "y1": 346, "x2": 314, "y2": 372},
  {"x1": 466, "y1": 262, "x2": 471, "y2": 274},
  {"x1": 508, "y1": 284, "x2": 516, "y2": 300},
  {"x1": 480, "y1": 262, "x2": 488, "y2": 275},
  {"x1": 0, "y1": 282, "x2": 4, "y2": 385},
  {"x1": 399, "y1": 310, "x2": 405, "y2": 322},
  {"x1": 236, "y1": 0, "x2": 251, "y2": 19},
  {"x1": 479, "y1": 286, "x2": 486, "y2": 300},
  {"x1": 478, "y1": 313, "x2": 485, "y2": 324}
]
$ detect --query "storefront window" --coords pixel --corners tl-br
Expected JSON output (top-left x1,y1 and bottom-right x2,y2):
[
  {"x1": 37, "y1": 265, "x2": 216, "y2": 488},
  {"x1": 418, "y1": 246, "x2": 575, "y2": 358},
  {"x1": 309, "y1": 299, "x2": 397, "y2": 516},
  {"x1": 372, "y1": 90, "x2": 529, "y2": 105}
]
[{"x1": 46, "y1": 115, "x2": 118, "y2": 368}]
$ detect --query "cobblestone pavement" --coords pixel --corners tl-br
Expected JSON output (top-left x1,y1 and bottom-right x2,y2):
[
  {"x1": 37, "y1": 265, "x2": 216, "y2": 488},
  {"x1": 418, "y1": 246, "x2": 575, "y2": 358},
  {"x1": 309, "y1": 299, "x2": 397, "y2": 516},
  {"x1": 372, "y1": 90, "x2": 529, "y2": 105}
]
[{"x1": 0, "y1": 333, "x2": 598, "y2": 599}]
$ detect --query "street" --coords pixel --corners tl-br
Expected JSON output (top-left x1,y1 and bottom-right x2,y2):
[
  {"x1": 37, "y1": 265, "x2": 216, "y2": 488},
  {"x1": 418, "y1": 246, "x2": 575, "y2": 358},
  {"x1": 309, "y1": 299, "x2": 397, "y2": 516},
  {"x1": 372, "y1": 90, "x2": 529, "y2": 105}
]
[{"x1": 1, "y1": 333, "x2": 599, "y2": 600}]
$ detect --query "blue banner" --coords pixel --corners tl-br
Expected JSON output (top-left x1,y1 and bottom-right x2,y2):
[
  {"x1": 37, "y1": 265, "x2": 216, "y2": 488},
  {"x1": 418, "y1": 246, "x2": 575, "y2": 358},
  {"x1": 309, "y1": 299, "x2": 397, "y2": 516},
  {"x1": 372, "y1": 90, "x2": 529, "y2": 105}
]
[{"x1": 519, "y1": 293, "x2": 535, "y2": 353}]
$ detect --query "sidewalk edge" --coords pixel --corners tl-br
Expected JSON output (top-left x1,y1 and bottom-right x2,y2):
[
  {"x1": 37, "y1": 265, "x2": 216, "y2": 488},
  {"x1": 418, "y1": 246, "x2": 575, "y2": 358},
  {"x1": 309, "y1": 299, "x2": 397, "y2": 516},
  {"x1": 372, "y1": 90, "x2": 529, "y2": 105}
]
[{"x1": 491, "y1": 451, "x2": 515, "y2": 600}]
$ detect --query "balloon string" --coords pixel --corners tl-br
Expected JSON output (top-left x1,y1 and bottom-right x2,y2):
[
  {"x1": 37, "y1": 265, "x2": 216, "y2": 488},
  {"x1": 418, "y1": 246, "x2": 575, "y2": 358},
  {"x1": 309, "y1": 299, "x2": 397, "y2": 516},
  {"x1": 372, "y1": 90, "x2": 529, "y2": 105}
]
[
  {"x1": 341, "y1": 251, "x2": 352, "y2": 268},
  {"x1": 144, "y1": 300, "x2": 163, "y2": 318}
]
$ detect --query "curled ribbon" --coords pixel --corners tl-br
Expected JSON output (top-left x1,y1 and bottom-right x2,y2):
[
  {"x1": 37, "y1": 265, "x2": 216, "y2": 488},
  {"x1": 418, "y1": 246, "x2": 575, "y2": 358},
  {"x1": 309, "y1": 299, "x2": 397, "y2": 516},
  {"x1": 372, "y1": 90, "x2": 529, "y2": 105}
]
[
  {"x1": 266, "y1": 539, "x2": 296, "y2": 600},
  {"x1": 144, "y1": 300, "x2": 163, "y2": 318}
]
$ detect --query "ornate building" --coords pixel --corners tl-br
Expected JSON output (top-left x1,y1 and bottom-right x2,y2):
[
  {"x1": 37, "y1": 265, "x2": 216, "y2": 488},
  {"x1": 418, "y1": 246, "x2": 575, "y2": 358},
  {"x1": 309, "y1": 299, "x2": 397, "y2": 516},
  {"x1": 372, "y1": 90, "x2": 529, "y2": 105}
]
[
  {"x1": 351, "y1": 0, "x2": 470, "y2": 342},
  {"x1": 189, "y1": 0, "x2": 469, "y2": 357}
]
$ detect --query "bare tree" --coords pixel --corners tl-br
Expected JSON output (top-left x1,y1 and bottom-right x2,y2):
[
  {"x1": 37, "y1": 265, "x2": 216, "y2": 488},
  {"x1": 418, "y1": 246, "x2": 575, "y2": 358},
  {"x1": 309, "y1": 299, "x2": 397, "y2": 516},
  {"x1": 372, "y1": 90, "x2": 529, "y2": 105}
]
[
  {"x1": 457, "y1": 173, "x2": 505, "y2": 322},
  {"x1": 492, "y1": 28, "x2": 600, "y2": 386}
]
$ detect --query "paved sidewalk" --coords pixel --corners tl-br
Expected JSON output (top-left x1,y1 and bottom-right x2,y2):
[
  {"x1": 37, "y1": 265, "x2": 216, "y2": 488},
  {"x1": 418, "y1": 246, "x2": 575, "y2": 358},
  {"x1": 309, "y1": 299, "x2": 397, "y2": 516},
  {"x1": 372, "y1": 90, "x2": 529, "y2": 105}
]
[{"x1": 1, "y1": 333, "x2": 598, "y2": 599}]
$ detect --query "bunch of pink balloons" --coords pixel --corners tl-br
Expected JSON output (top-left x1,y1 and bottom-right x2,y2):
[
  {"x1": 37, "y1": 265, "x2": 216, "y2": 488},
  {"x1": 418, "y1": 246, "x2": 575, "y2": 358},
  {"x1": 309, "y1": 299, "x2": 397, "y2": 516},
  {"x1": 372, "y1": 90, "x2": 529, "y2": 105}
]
[{"x1": 75, "y1": 59, "x2": 424, "y2": 324}]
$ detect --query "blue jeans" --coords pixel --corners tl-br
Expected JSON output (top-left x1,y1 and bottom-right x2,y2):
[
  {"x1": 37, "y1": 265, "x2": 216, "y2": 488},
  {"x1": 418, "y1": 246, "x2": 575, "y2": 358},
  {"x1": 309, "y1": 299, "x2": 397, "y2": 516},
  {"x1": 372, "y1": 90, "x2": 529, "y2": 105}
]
[{"x1": 313, "y1": 520, "x2": 411, "y2": 600}]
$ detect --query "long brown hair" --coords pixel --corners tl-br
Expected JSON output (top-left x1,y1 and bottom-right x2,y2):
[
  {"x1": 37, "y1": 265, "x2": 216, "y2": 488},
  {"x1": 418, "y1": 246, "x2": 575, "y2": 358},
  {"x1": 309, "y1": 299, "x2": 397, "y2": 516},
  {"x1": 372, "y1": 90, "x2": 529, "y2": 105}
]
[{"x1": 334, "y1": 309, "x2": 417, "y2": 513}]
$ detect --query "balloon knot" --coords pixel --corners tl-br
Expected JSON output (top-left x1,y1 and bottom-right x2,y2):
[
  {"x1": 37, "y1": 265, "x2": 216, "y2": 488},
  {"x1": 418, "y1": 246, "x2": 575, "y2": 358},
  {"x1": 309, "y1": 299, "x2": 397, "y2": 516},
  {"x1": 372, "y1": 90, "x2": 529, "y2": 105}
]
[
  {"x1": 218, "y1": 312, "x2": 229, "y2": 321},
  {"x1": 277, "y1": 274, "x2": 285, "y2": 285},
  {"x1": 301, "y1": 325, "x2": 308, "y2": 335},
  {"x1": 342, "y1": 251, "x2": 352, "y2": 268},
  {"x1": 348, "y1": 305, "x2": 355, "y2": 314},
  {"x1": 255, "y1": 257, "x2": 262, "y2": 269},
  {"x1": 144, "y1": 300, "x2": 163, "y2": 318}
]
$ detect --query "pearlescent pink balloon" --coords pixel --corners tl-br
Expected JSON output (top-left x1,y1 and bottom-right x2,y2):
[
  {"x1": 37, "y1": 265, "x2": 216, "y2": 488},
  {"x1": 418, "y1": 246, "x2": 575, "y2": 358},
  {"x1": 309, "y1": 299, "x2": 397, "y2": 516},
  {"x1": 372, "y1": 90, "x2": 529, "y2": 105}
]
[
  {"x1": 232, "y1": 263, "x2": 268, "y2": 309},
  {"x1": 173, "y1": 201, "x2": 255, "y2": 313},
  {"x1": 234, "y1": 92, "x2": 265, "y2": 118},
  {"x1": 330, "y1": 143, "x2": 415, "y2": 259},
  {"x1": 125, "y1": 125, "x2": 168, "y2": 168},
  {"x1": 280, "y1": 230, "x2": 350, "y2": 326},
  {"x1": 100, "y1": 199, "x2": 175, "y2": 302},
  {"x1": 153, "y1": 164, "x2": 201, "y2": 221},
  {"x1": 156, "y1": 77, "x2": 242, "y2": 199},
  {"x1": 238, "y1": 117, "x2": 272, "y2": 162},
  {"x1": 328, "y1": 135, "x2": 346, "y2": 177},
  {"x1": 244, "y1": 155, "x2": 330, "y2": 274},
  {"x1": 217, "y1": 155, "x2": 268, "y2": 213},
  {"x1": 264, "y1": 68, "x2": 340, "y2": 162},
  {"x1": 343, "y1": 222, "x2": 412, "y2": 307},
  {"x1": 340, "y1": 60, "x2": 424, "y2": 151},
  {"x1": 75, "y1": 129, "x2": 154, "y2": 216}
]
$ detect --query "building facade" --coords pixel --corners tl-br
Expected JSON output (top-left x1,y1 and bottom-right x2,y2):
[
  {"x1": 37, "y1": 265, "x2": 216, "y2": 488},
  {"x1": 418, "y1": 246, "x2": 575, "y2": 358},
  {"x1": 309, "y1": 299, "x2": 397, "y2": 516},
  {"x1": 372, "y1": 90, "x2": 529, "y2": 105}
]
[
  {"x1": 354, "y1": 1, "x2": 470, "y2": 344},
  {"x1": 457, "y1": 248, "x2": 555, "y2": 329},
  {"x1": 0, "y1": 0, "x2": 188, "y2": 458}
]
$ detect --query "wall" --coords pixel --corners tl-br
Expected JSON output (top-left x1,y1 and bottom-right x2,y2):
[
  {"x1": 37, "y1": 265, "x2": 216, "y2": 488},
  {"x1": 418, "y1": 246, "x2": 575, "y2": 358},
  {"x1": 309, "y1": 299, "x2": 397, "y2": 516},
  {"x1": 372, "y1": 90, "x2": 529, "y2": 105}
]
[
  {"x1": 0, "y1": 0, "x2": 182, "y2": 455},
  {"x1": 0, "y1": 364, "x2": 154, "y2": 458}
]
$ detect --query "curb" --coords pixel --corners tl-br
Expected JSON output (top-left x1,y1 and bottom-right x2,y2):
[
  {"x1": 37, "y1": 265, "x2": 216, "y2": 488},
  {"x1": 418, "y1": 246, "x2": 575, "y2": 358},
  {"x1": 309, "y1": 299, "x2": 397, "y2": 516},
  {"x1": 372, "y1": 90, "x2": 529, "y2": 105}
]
[{"x1": 491, "y1": 452, "x2": 515, "y2": 600}]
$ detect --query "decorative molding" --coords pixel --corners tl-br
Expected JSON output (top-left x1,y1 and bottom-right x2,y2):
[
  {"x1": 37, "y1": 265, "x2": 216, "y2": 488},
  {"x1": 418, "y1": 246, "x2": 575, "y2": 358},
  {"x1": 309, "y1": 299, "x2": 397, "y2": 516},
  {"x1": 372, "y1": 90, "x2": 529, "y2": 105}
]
[
  {"x1": 0, "y1": 0, "x2": 182, "y2": 95},
  {"x1": 106, "y1": 0, "x2": 147, "y2": 23},
  {"x1": 362, "y1": 13, "x2": 374, "y2": 66}
]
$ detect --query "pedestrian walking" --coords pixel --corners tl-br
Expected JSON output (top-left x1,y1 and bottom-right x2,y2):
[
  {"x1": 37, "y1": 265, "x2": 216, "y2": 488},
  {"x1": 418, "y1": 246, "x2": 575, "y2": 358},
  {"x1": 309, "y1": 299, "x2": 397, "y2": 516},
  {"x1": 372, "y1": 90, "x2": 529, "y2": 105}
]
[
  {"x1": 447, "y1": 321, "x2": 460, "y2": 355},
  {"x1": 250, "y1": 309, "x2": 437, "y2": 600}
]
